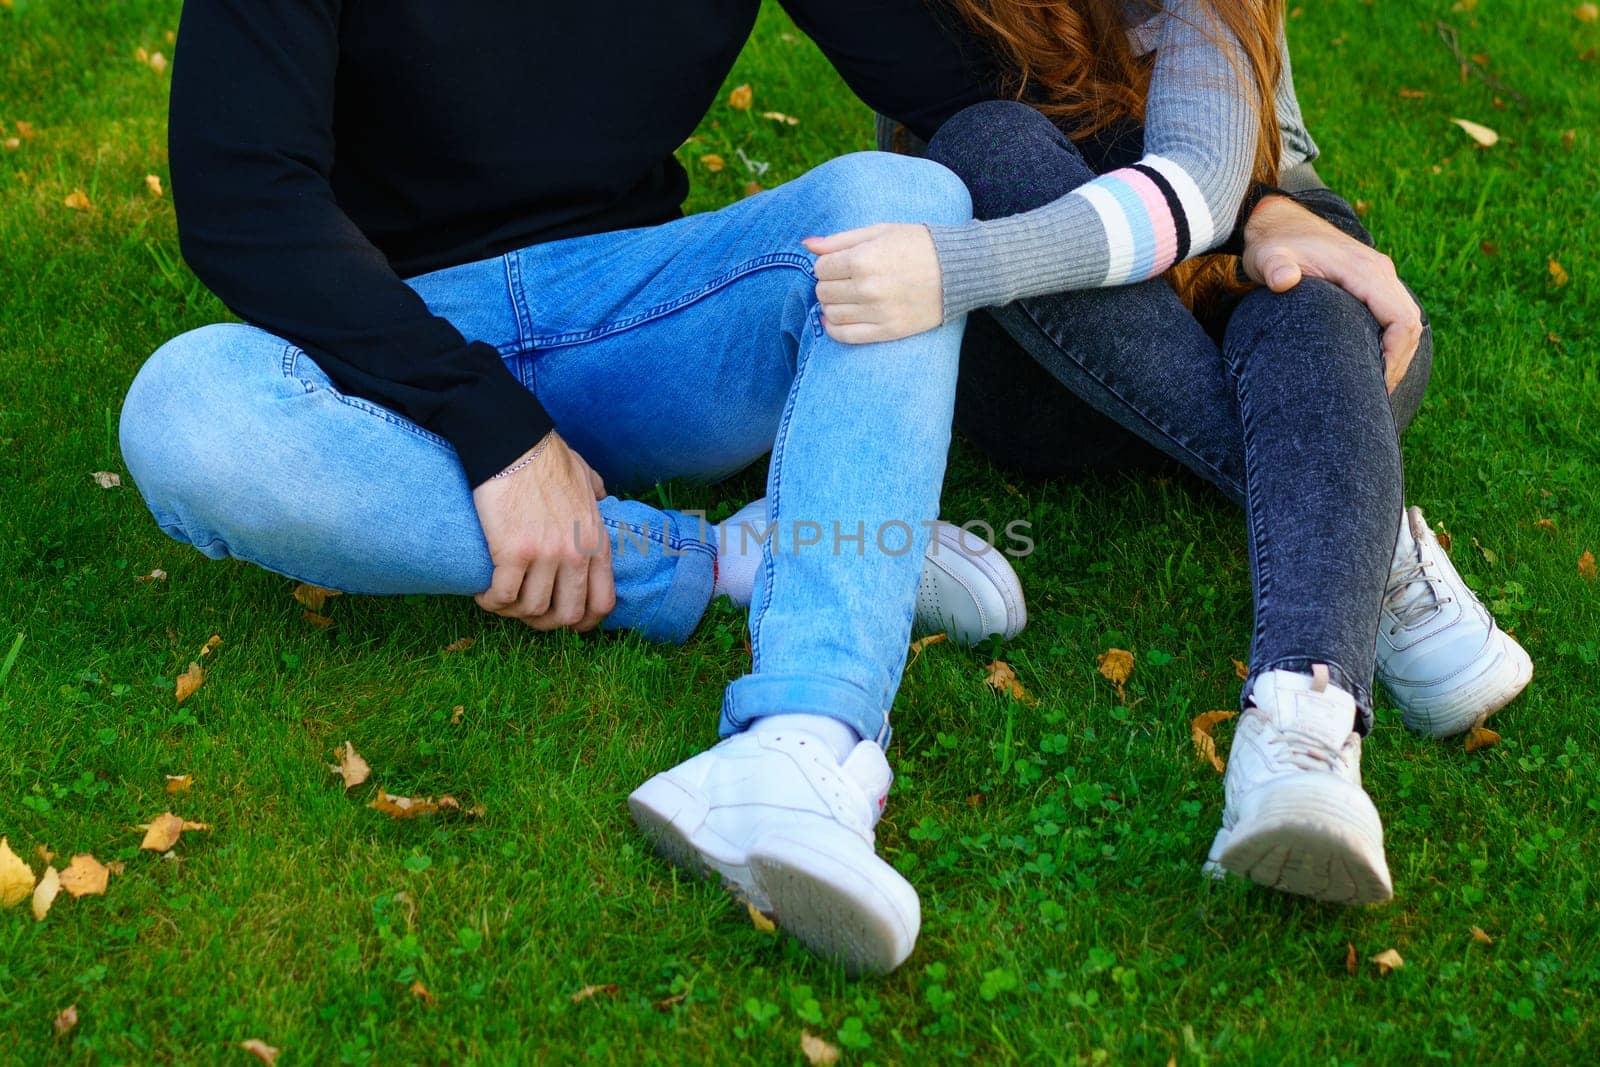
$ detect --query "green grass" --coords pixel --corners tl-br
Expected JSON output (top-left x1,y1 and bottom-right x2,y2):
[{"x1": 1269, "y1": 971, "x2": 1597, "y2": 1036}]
[{"x1": 2, "y1": 0, "x2": 1596, "y2": 1062}]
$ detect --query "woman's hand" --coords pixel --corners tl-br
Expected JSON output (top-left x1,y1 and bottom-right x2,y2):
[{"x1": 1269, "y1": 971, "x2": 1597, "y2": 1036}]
[
  {"x1": 804, "y1": 223, "x2": 944, "y2": 344},
  {"x1": 1240, "y1": 196, "x2": 1424, "y2": 394}
]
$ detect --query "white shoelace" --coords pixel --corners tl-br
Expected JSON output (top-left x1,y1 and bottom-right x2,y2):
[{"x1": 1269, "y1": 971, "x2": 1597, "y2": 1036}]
[
  {"x1": 1270, "y1": 725, "x2": 1349, "y2": 774},
  {"x1": 1385, "y1": 551, "x2": 1451, "y2": 634}
]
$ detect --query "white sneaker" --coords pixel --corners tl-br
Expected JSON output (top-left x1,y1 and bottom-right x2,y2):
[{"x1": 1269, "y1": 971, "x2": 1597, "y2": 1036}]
[
  {"x1": 1377, "y1": 507, "x2": 1533, "y2": 738},
  {"x1": 627, "y1": 728, "x2": 920, "y2": 976},
  {"x1": 1207, "y1": 669, "x2": 1393, "y2": 905},
  {"x1": 916, "y1": 521, "x2": 1027, "y2": 645},
  {"x1": 716, "y1": 499, "x2": 1026, "y2": 647}
]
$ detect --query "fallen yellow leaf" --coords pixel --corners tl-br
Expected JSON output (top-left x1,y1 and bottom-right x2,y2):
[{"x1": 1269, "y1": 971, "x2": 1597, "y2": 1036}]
[
  {"x1": 53, "y1": 1004, "x2": 79, "y2": 1038},
  {"x1": 144, "y1": 173, "x2": 162, "y2": 197},
  {"x1": 239, "y1": 1039, "x2": 279, "y2": 1065},
  {"x1": 1581, "y1": 550, "x2": 1597, "y2": 579},
  {"x1": 570, "y1": 983, "x2": 619, "y2": 1004},
  {"x1": 761, "y1": 111, "x2": 801, "y2": 126},
  {"x1": 1370, "y1": 948, "x2": 1405, "y2": 975},
  {"x1": 90, "y1": 470, "x2": 120, "y2": 488},
  {"x1": 746, "y1": 900, "x2": 777, "y2": 933},
  {"x1": 701, "y1": 154, "x2": 726, "y2": 173},
  {"x1": 1096, "y1": 648, "x2": 1134, "y2": 686},
  {"x1": 302, "y1": 610, "x2": 335, "y2": 629},
  {"x1": 138, "y1": 812, "x2": 211, "y2": 852},
  {"x1": 1232, "y1": 658, "x2": 1250, "y2": 681},
  {"x1": 165, "y1": 773, "x2": 193, "y2": 794},
  {"x1": 1470, "y1": 925, "x2": 1495, "y2": 944},
  {"x1": 908, "y1": 632, "x2": 947, "y2": 666},
  {"x1": 58, "y1": 854, "x2": 110, "y2": 898},
  {"x1": 1191, "y1": 711, "x2": 1237, "y2": 773},
  {"x1": 1549, "y1": 259, "x2": 1569, "y2": 287},
  {"x1": 174, "y1": 661, "x2": 204, "y2": 704},
  {"x1": 1577, "y1": 2, "x2": 1598, "y2": 22},
  {"x1": 800, "y1": 1031, "x2": 842, "y2": 1066},
  {"x1": 14, "y1": 120, "x2": 34, "y2": 140},
  {"x1": 329, "y1": 741, "x2": 371, "y2": 790},
  {"x1": 64, "y1": 189, "x2": 92, "y2": 211},
  {"x1": 293, "y1": 583, "x2": 341, "y2": 611},
  {"x1": 135, "y1": 568, "x2": 168, "y2": 582},
  {"x1": 1534, "y1": 518, "x2": 1557, "y2": 532},
  {"x1": 728, "y1": 83, "x2": 753, "y2": 110},
  {"x1": 0, "y1": 837, "x2": 35, "y2": 907},
  {"x1": 32, "y1": 866, "x2": 61, "y2": 921},
  {"x1": 35, "y1": 845, "x2": 54, "y2": 866},
  {"x1": 1344, "y1": 942, "x2": 1358, "y2": 976},
  {"x1": 3, "y1": 137, "x2": 18, "y2": 151},
  {"x1": 743, "y1": 180, "x2": 763, "y2": 198},
  {"x1": 451, "y1": 704, "x2": 465, "y2": 726},
  {"x1": 1465, "y1": 724, "x2": 1501, "y2": 752},
  {"x1": 148, "y1": 51, "x2": 168, "y2": 74},
  {"x1": 369, "y1": 789, "x2": 439, "y2": 819},
  {"x1": 199, "y1": 634, "x2": 222, "y2": 656},
  {"x1": 1450, "y1": 117, "x2": 1499, "y2": 147},
  {"x1": 443, "y1": 637, "x2": 475, "y2": 653},
  {"x1": 410, "y1": 980, "x2": 436, "y2": 1005},
  {"x1": 983, "y1": 659, "x2": 1039, "y2": 706}
]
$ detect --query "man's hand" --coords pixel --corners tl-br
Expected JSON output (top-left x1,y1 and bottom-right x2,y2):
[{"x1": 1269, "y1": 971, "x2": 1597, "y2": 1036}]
[
  {"x1": 804, "y1": 223, "x2": 944, "y2": 344},
  {"x1": 471, "y1": 432, "x2": 615, "y2": 632},
  {"x1": 1241, "y1": 195, "x2": 1424, "y2": 394}
]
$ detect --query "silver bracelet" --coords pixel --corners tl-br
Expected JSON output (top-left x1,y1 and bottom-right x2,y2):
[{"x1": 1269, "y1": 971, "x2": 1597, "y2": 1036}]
[{"x1": 490, "y1": 431, "x2": 556, "y2": 480}]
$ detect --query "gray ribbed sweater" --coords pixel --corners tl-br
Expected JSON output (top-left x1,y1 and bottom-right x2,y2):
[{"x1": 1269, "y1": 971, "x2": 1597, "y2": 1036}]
[{"x1": 925, "y1": 2, "x2": 1314, "y2": 319}]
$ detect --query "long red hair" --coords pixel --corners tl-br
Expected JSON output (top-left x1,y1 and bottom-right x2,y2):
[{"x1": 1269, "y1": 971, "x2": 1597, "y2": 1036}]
[{"x1": 944, "y1": 0, "x2": 1286, "y2": 308}]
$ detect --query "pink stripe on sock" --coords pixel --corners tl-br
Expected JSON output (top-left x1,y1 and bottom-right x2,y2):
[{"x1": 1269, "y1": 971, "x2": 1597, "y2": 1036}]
[{"x1": 1116, "y1": 168, "x2": 1180, "y2": 274}]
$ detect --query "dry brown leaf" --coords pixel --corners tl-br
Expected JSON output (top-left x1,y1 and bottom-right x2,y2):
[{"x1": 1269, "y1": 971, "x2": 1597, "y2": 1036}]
[
  {"x1": 451, "y1": 704, "x2": 465, "y2": 725},
  {"x1": 743, "y1": 180, "x2": 763, "y2": 197},
  {"x1": 64, "y1": 189, "x2": 92, "y2": 211},
  {"x1": 148, "y1": 51, "x2": 168, "y2": 74},
  {"x1": 293, "y1": 583, "x2": 341, "y2": 611},
  {"x1": 1465, "y1": 724, "x2": 1502, "y2": 752},
  {"x1": 165, "y1": 773, "x2": 193, "y2": 794},
  {"x1": 570, "y1": 983, "x2": 619, "y2": 1004},
  {"x1": 1191, "y1": 711, "x2": 1237, "y2": 773},
  {"x1": 33, "y1": 866, "x2": 61, "y2": 921},
  {"x1": 1562, "y1": 129, "x2": 1578, "y2": 150},
  {"x1": 1577, "y1": 2, "x2": 1599, "y2": 22},
  {"x1": 3, "y1": 137, "x2": 18, "y2": 150},
  {"x1": 58, "y1": 854, "x2": 110, "y2": 898},
  {"x1": 329, "y1": 741, "x2": 371, "y2": 790},
  {"x1": 1096, "y1": 648, "x2": 1134, "y2": 686},
  {"x1": 1354, "y1": 199, "x2": 1371, "y2": 217},
  {"x1": 0, "y1": 837, "x2": 35, "y2": 907},
  {"x1": 443, "y1": 637, "x2": 475, "y2": 653},
  {"x1": 369, "y1": 789, "x2": 439, "y2": 819},
  {"x1": 1450, "y1": 118, "x2": 1499, "y2": 147},
  {"x1": 983, "y1": 659, "x2": 1039, "y2": 706},
  {"x1": 1344, "y1": 942, "x2": 1358, "y2": 976},
  {"x1": 1549, "y1": 259, "x2": 1569, "y2": 287},
  {"x1": 53, "y1": 1004, "x2": 79, "y2": 1038},
  {"x1": 302, "y1": 610, "x2": 335, "y2": 629},
  {"x1": 701, "y1": 154, "x2": 726, "y2": 173},
  {"x1": 106, "y1": 860, "x2": 125, "y2": 875},
  {"x1": 1398, "y1": 87, "x2": 1428, "y2": 99},
  {"x1": 908, "y1": 632, "x2": 947, "y2": 667},
  {"x1": 1480, "y1": 241, "x2": 1499, "y2": 257},
  {"x1": 135, "y1": 46, "x2": 148, "y2": 63},
  {"x1": 200, "y1": 634, "x2": 222, "y2": 656},
  {"x1": 138, "y1": 812, "x2": 210, "y2": 851},
  {"x1": 35, "y1": 844, "x2": 55, "y2": 866},
  {"x1": 1534, "y1": 518, "x2": 1557, "y2": 532},
  {"x1": 761, "y1": 111, "x2": 801, "y2": 125},
  {"x1": 174, "y1": 661, "x2": 204, "y2": 704},
  {"x1": 1470, "y1": 925, "x2": 1495, "y2": 944},
  {"x1": 728, "y1": 83, "x2": 753, "y2": 110},
  {"x1": 1369, "y1": 948, "x2": 1405, "y2": 975},
  {"x1": 409, "y1": 980, "x2": 435, "y2": 1005},
  {"x1": 135, "y1": 568, "x2": 168, "y2": 582},
  {"x1": 654, "y1": 993, "x2": 687, "y2": 1012},
  {"x1": 1580, "y1": 550, "x2": 1597, "y2": 579},
  {"x1": 801, "y1": 1031, "x2": 842, "y2": 1066},
  {"x1": 746, "y1": 900, "x2": 777, "y2": 933},
  {"x1": 1232, "y1": 658, "x2": 1250, "y2": 681},
  {"x1": 15, "y1": 120, "x2": 35, "y2": 140},
  {"x1": 239, "y1": 1039, "x2": 279, "y2": 1065},
  {"x1": 90, "y1": 470, "x2": 120, "y2": 488},
  {"x1": 145, "y1": 173, "x2": 162, "y2": 197}
]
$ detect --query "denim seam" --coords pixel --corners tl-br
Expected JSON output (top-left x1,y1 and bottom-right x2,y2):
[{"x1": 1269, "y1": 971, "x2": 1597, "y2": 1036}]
[
  {"x1": 513, "y1": 253, "x2": 815, "y2": 352},
  {"x1": 281, "y1": 346, "x2": 453, "y2": 449},
  {"x1": 502, "y1": 252, "x2": 534, "y2": 359},
  {"x1": 745, "y1": 302, "x2": 822, "y2": 673},
  {"x1": 1225, "y1": 330, "x2": 1275, "y2": 668},
  {"x1": 1011, "y1": 300, "x2": 1244, "y2": 497}
]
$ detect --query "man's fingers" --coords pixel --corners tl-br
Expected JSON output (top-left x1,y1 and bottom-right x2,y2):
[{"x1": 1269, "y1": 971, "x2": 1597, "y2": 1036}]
[
  {"x1": 588, "y1": 468, "x2": 606, "y2": 501},
  {"x1": 820, "y1": 303, "x2": 873, "y2": 326},
  {"x1": 803, "y1": 227, "x2": 877, "y2": 257},
  {"x1": 579, "y1": 534, "x2": 616, "y2": 633},
  {"x1": 533, "y1": 556, "x2": 589, "y2": 631},
  {"x1": 1263, "y1": 253, "x2": 1303, "y2": 292},
  {"x1": 811, "y1": 250, "x2": 855, "y2": 282},
  {"x1": 814, "y1": 279, "x2": 859, "y2": 305},
  {"x1": 477, "y1": 561, "x2": 527, "y2": 614},
  {"x1": 513, "y1": 555, "x2": 559, "y2": 620},
  {"x1": 823, "y1": 318, "x2": 892, "y2": 345}
]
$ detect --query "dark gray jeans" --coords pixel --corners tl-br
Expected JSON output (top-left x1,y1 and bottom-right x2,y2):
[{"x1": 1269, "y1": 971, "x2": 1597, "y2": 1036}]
[{"x1": 927, "y1": 101, "x2": 1434, "y2": 729}]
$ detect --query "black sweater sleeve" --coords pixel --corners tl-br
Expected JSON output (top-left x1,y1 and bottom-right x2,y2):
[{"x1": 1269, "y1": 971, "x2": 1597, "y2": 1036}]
[{"x1": 168, "y1": 0, "x2": 551, "y2": 487}]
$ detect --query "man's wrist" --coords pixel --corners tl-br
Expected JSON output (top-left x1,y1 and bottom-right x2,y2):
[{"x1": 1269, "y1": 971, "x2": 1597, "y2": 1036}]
[{"x1": 489, "y1": 430, "x2": 558, "y2": 481}]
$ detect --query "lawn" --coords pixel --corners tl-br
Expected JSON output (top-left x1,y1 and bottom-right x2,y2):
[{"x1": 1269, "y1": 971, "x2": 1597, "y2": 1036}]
[{"x1": 1, "y1": 0, "x2": 1596, "y2": 1063}]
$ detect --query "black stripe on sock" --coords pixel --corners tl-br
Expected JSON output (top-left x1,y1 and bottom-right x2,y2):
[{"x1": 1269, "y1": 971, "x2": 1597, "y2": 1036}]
[{"x1": 1131, "y1": 163, "x2": 1190, "y2": 263}]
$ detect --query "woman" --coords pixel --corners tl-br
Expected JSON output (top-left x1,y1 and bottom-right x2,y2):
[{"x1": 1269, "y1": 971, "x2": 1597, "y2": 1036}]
[{"x1": 804, "y1": 0, "x2": 1531, "y2": 903}]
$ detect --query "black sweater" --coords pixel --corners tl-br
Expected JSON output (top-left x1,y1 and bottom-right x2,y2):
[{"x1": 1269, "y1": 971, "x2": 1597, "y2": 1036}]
[{"x1": 169, "y1": 1, "x2": 997, "y2": 485}]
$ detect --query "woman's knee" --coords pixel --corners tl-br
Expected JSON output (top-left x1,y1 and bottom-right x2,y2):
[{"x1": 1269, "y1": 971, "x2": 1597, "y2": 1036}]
[
  {"x1": 927, "y1": 100, "x2": 1095, "y2": 219},
  {"x1": 807, "y1": 151, "x2": 972, "y2": 230}
]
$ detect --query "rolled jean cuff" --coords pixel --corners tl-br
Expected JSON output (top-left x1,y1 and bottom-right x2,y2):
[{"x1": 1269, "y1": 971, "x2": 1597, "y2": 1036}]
[
  {"x1": 1244, "y1": 657, "x2": 1374, "y2": 735},
  {"x1": 601, "y1": 538, "x2": 715, "y2": 645},
  {"x1": 719, "y1": 673, "x2": 890, "y2": 748}
]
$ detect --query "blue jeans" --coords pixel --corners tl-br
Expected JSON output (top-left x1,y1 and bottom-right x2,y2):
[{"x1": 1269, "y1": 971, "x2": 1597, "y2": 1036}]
[
  {"x1": 928, "y1": 102, "x2": 1434, "y2": 729},
  {"x1": 120, "y1": 152, "x2": 973, "y2": 745}
]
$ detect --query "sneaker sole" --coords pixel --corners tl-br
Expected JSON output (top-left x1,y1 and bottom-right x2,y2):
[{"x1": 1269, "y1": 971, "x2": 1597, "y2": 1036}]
[
  {"x1": 1209, "y1": 789, "x2": 1393, "y2": 905},
  {"x1": 1386, "y1": 628, "x2": 1533, "y2": 739},
  {"x1": 627, "y1": 775, "x2": 919, "y2": 976},
  {"x1": 916, "y1": 523, "x2": 1027, "y2": 646}
]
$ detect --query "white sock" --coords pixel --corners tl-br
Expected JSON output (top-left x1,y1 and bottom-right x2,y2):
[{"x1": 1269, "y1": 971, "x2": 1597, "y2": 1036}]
[
  {"x1": 712, "y1": 498, "x2": 770, "y2": 607},
  {"x1": 753, "y1": 714, "x2": 860, "y2": 762}
]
